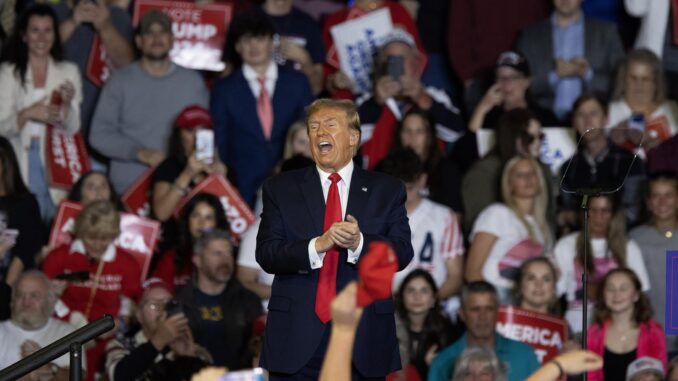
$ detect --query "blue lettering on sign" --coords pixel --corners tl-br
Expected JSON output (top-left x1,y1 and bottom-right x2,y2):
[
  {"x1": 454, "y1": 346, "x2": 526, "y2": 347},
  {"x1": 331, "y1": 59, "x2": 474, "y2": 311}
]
[
  {"x1": 665, "y1": 251, "x2": 678, "y2": 335},
  {"x1": 344, "y1": 28, "x2": 379, "y2": 93}
]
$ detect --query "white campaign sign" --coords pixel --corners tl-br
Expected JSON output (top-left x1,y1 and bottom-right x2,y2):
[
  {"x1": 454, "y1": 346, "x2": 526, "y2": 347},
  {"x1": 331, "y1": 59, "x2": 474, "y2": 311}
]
[
  {"x1": 476, "y1": 127, "x2": 577, "y2": 175},
  {"x1": 330, "y1": 8, "x2": 393, "y2": 94}
]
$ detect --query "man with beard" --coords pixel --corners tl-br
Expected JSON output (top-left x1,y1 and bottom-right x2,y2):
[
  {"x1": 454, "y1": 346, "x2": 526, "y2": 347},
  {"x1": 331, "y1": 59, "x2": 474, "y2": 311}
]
[
  {"x1": 89, "y1": 10, "x2": 208, "y2": 194},
  {"x1": 0, "y1": 271, "x2": 79, "y2": 380},
  {"x1": 175, "y1": 229, "x2": 262, "y2": 368},
  {"x1": 427, "y1": 281, "x2": 539, "y2": 381}
]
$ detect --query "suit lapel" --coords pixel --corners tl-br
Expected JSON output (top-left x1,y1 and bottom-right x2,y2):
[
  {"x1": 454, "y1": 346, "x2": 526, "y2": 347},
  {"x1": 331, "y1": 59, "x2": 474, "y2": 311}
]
[
  {"x1": 346, "y1": 165, "x2": 370, "y2": 224},
  {"x1": 300, "y1": 166, "x2": 325, "y2": 235}
]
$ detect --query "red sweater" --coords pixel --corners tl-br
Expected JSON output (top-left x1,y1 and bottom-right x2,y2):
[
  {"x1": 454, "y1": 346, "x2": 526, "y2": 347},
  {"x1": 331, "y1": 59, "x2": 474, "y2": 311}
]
[
  {"x1": 43, "y1": 243, "x2": 142, "y2": 321},
  {"x1": 586, "y1": 319, "x2": 667, "y2": 381},
  {"x1": 151, "y1": 249, "x2": 193, "y2": 293}
]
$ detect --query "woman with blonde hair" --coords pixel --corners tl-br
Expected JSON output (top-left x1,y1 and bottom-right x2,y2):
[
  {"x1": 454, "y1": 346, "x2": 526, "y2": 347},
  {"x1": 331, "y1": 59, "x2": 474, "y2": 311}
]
[
  {"x1": 42, "y1": 200, "x2": 142, "y2": 380},
  {"x1": 554, "y1": 194, "x2": 650, "y2": 334},
  {"x1": 465, "y1": 156, "x2": 553, "y2": 303}
]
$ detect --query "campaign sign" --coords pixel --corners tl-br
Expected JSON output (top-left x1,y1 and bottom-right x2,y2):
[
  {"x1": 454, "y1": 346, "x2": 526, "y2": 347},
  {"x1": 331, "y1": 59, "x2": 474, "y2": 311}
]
[
  {"x1": 121, "y1": 168, "x2": 155, "y2": 217},
  {"x1": 49, "y1": 201, "x2": 160, "y2": 281},
  {"x1": 476, "y1": 127, "x2": 577, "y2": 175},
  {"x1": 665, "y1": 251, "x2": 678, "y2": 335},
  {"x1": 46, "y1": 128, "x2": 91, "y2": 189},
  {"x1": 133, "y1": 0, "x2": 232, "y2": 72},
  {"x1": 496, "y1": 305, "x2": 567, "y2": 363},
  {"x1": 86, "y1": 34, "x2": 114, "y2": 88},
  {"x1": 330, "y1": 8, "x2": 393, "y2": 94},
  {"x1": 174, "y1": 174, "x2": 255, "y2": 241}
]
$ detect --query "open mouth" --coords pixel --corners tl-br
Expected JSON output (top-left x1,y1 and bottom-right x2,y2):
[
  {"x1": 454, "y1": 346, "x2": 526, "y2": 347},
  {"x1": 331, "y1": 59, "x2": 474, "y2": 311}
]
[{"x1": 318, "y1": 142, "x2": 333, "y2": 153}]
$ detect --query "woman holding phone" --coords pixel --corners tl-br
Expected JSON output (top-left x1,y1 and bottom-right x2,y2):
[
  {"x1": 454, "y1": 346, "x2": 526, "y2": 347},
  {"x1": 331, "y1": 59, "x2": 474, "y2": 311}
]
[{"x1": 151, "y1": 105, "x2": 227, "y2": 222}]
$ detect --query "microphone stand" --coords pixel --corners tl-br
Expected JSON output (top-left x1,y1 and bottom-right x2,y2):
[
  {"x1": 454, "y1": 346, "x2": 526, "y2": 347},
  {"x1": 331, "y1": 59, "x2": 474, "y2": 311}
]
[{"x1": 576, "y1": 189, "x2": 601, "y2": 381}]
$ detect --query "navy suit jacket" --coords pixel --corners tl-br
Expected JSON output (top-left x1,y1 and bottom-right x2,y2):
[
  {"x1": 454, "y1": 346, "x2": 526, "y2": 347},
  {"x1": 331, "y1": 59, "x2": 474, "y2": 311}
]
[
  {"x1": 210, "y1": 65, "x2": 313, "y2": 206},
  {"x1": 256, "y1": 164, "x2": 413, "y2": 377}
]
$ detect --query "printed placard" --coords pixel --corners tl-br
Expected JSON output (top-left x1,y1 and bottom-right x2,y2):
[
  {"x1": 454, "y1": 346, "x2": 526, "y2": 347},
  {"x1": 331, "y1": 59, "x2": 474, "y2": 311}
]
[
  {"x1": 476, "y1": 127, "x2": 577, "y2": 175},
  {"x1": 46, "y1": 128, "x2": 91, "y2": 189},
  {"x1": 496, "y1": 305, "x2": 568, "y2": 363},
  {"x1": 121, "y1": 167, "x2": 155, "y2": 217},
  {"x1": 86, "y1": 34, "x2": 114, "y2": 88},
  {"x1": 49, "y1": 201, "x2": 160, "y2": 281},
  {"x1": 330, "y1": 8, "x2": 393, "y2": 94},
  {"x1": 133, "y1": 0, "x2": 233, "y2": 71},
  {"x1": 174, "y1": 174, "x2": 255, "y2": 241}
]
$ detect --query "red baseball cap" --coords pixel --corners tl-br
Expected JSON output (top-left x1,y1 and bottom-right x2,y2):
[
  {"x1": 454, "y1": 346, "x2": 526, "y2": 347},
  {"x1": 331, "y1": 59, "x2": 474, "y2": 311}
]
[
  {"x1": 356, "y1": 241, "x2": 399, "y2": 307},
  {"x1": 142, "y1": 277, "x2": 173, "y2": 295},
  {"x1": 175, "y1": 105, "x2": 213, "y2": 130}
]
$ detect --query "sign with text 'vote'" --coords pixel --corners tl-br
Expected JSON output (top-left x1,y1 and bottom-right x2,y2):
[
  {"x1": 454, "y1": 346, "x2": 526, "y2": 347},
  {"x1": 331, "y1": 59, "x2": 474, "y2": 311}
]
[{"x1": 133, "y1": 0, "x2": 232, "y2": 72}]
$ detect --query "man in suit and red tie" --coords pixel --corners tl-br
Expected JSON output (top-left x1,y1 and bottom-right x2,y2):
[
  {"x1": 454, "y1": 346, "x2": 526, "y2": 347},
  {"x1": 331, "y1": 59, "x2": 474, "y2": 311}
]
[{"x1": 256, "y1": 98, "x2": 413, "y2": 380}]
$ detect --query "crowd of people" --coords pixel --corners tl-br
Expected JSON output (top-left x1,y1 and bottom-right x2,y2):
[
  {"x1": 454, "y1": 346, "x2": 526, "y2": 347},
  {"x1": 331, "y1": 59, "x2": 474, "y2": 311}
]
[{"x1": 1, "y1": 0, "x2": 678, "y2": 380}]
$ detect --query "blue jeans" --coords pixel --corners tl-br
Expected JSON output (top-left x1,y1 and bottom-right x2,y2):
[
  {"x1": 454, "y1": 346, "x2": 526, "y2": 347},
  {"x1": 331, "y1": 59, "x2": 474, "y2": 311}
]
[{"x1": 28, "y1": 139, "x2": 55, "y2": 223}]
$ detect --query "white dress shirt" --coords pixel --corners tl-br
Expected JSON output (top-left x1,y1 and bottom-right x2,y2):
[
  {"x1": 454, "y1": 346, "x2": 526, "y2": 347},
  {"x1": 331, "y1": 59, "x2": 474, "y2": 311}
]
[
  {"x1": 308, "y1": 160, "x2": 364, "y2": 269},
  {"x1": 242, "y1": 61, "x2": 278, "y2": 98}
]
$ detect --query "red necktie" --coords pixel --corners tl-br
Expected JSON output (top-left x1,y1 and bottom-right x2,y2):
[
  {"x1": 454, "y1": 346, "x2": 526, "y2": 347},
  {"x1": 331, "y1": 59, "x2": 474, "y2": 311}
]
[
  {"x1": 315, "y1": 172, "x2": 342, "y2": 323},
  {"x1": 257, "y1": 76, "x2": 273, "y2": 140}
]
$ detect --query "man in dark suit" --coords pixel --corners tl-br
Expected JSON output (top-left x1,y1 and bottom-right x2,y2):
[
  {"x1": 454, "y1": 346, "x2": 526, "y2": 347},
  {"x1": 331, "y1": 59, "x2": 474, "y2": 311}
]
[
  {"x1": 256, "y1": 99, "x2": 413, "y2": 380},
  {"x1": 211, "y1": 11, "x2": 313, "y2": 207},
  {"x1": 516, "y1": 0, "x2": 624, "y2": 123}
]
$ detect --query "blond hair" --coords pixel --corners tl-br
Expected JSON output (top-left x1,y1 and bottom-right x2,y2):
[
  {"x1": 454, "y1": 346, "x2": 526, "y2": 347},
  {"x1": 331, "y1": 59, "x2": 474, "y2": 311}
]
[
  {"x1": 282, "y1": 121, "x2": 308, "y2": 160},
  {"x1": 306, "y1": 98, "x2": 361, "y2": 135},
  {"x1": 500, "y1": 156, "x2": 552, "y2": 249},
  {"x1": 74, "y1": 200, "x2": 121, "y2": 240}
]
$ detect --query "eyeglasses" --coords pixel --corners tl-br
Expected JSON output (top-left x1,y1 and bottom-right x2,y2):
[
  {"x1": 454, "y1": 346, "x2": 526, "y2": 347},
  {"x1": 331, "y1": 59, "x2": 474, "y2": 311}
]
[
  {"x1": 143, "y1": 300, "x2": 169, "y2": 311},
  {"x1": 522, "y1": 132, "x2": 545, "y2": 144}
]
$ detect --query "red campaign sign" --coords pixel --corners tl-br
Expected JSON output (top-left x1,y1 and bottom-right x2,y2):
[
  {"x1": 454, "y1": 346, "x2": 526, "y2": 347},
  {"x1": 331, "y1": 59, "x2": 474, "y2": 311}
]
[
  {"x1": 45, "y1": 127, "x2": 91, "y2": 190},
  {"x1": 121, "y1": 167, "x2": 155, "y2": 217},
  {"x1": 86, "y1": 34, "x2": 114, "y2": 88},
  {"x1": 49, "y1": 201, "x2": 161, "y2": 281},
  {"x1": 45, "y1": 90, "x2": 90, "y2": 189},
  {"x1": 495, "y1": 305, "x2": 568, "y2": 364},
  {"x1": 174, "y1": 174, "x2": 255, "y2": 241},
  {"x1": 133, "y1": 0, "x2": 233, "y2": 72}
]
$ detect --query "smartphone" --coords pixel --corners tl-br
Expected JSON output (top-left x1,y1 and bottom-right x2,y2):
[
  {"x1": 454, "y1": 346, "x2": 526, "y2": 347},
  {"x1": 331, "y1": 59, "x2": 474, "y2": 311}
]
[
  {"x1": 55, "y1": 271, "x2": 90, "y2": 282},
  {"x1": 386, "y1": 55, "x2": 405, "y2": 80},
  {"x1": 0, "y1": 229, "x2": 18, "y2": 239},
  {"x1": 195, "y1": 129, "x2": 214, "y2": 164},
  {"x1": 629, "y1": 113, "x2": 645, "y2": 131},
  {"x1": 165, "y1": 299, "x2": 185, "y2": 317},
  {"x1": 219, "y1": 368, "x2": 266, "y2": 381}
]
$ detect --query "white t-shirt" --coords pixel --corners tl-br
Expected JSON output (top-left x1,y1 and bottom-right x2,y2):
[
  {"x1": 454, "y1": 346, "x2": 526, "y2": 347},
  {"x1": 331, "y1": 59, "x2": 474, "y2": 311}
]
[
  {"x1": 393, "y1": 199, "x2": 464, "y2": 291},
  {"x1": 0, "y1": 318, "x2": 81, "y2": 369},
  {"x1": 553, "y1": 232, "x2": 650, "y2": 332},
  {"x1": 470, "y1": 203, "x2": 547, "y2": 292},
  {"x1": 237, "y1": 218, "x2": 274, "y2": 308}
]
